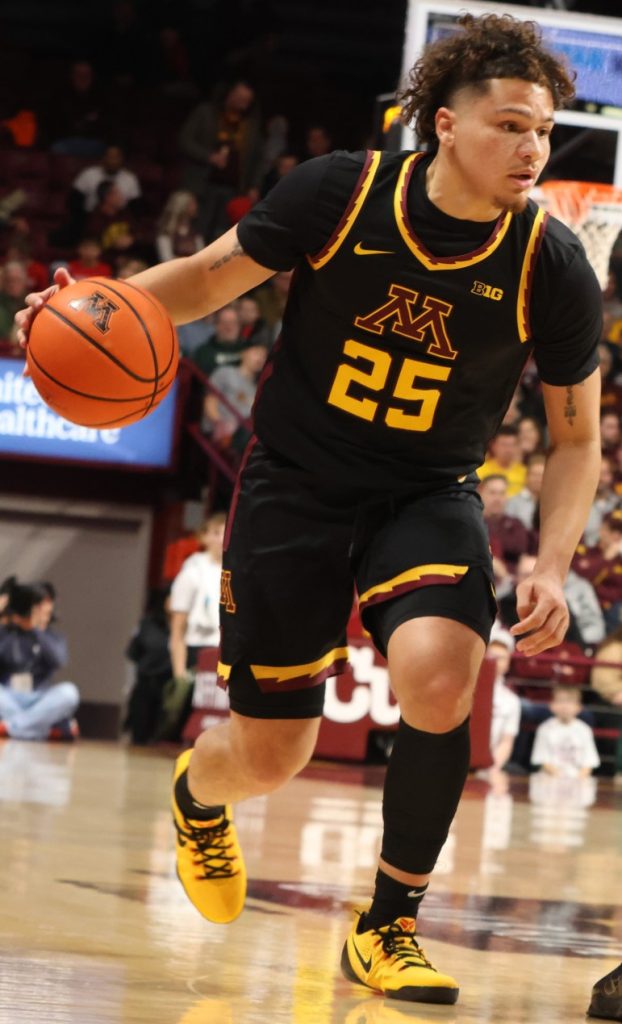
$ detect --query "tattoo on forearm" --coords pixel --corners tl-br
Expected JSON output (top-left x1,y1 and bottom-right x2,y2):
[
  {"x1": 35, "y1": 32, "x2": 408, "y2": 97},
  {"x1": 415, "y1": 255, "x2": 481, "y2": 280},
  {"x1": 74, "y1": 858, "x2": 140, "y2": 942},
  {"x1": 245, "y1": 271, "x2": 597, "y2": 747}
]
[
  {"x1": 208, "y1": 242, "x2": 245, "y2": 270},
  {"x1": 564, "y1": 385, "x2": 577, "y2": 426}
]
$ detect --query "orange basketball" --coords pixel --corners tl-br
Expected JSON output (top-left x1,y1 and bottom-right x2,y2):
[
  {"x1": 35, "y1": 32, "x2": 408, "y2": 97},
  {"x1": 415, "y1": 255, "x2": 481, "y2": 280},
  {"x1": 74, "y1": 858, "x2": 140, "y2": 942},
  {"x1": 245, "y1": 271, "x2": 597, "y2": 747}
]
[{"x1": 26, "y1": 277, "x2": 179, "y2": 428}]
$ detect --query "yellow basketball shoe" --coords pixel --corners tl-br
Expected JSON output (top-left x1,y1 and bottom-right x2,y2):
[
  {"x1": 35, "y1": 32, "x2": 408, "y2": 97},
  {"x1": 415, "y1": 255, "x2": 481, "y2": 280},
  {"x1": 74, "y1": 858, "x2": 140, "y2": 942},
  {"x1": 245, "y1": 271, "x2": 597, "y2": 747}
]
[
  {"x1": 172, "y1": 748, "x2": 246, "y2": 924},
  {"x1": 341, "y1": 910, "x2": 459, "y2": 1004}
]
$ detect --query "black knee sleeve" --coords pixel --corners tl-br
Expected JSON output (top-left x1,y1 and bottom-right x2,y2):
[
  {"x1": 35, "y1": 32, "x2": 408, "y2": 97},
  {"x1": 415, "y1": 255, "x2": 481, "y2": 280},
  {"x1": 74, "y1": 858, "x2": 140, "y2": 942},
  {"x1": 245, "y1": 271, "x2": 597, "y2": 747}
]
[{"x1": 381, "y1": 715, "x2": 470, "y2": 875}]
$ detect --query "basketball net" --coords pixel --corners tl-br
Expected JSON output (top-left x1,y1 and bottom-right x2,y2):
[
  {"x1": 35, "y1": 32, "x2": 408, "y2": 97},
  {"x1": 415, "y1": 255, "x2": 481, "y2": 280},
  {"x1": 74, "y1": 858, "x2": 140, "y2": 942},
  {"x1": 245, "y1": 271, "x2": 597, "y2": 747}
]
[{"x1": 535, "y1": 179, "x2": 622, "y2": 289}]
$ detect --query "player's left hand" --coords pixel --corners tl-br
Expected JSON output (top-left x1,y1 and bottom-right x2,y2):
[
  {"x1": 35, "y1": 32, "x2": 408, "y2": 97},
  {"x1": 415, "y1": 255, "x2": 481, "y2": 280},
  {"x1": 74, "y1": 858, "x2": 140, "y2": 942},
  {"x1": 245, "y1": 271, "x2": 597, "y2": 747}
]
[
  {"x1": 15, "y1": 266, "x2": 75, "y2": 377},
  {"x1": 509, "y1": 571, "x2": 569, "y2": 655}
]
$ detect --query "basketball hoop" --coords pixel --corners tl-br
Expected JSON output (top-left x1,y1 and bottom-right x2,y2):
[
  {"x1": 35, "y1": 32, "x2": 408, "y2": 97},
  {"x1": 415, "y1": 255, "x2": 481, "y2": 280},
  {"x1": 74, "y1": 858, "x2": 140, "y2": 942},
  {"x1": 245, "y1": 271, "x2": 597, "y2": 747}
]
[{"x1": 536, "y1": 180, "x2": 622, "y2": 289}]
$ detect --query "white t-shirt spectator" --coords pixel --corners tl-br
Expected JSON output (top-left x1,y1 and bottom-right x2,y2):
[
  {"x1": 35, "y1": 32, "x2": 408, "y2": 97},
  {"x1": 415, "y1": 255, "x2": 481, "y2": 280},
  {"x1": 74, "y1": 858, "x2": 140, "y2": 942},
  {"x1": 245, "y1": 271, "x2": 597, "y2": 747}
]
[
  {"x1": 209, "y1": 364, "x2": 257, "y2": 432},
  {"x1": 490, "y1": 678, "x2": 521, "y2": 751},
  {"x1": 170, "y1": 552, "x2": 221, "y2": 647},
  {"x1": 73, "y1": 166, "x2": 142, "y2": 212},
  {"x1": 531, "y1": 717, "x2": 600, "y2": 777},
  {"x1": 505, "y1": 488, "x2": 537, "y2": 530}
]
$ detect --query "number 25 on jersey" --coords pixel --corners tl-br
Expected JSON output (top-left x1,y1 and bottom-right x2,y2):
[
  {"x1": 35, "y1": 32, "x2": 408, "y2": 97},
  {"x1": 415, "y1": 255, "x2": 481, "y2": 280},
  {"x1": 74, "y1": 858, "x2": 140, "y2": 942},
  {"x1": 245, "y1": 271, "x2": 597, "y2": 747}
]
[{"x1": 328, "y1": 340, "x2": 452, "y2": 432}]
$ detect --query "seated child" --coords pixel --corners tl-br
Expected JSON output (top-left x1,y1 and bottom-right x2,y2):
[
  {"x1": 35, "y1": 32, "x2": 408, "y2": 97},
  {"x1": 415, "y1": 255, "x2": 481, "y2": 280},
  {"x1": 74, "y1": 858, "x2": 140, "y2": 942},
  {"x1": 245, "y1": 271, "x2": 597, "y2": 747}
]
[{"x1": 531, "y1": 685, "x2": 600, "y2": 778}]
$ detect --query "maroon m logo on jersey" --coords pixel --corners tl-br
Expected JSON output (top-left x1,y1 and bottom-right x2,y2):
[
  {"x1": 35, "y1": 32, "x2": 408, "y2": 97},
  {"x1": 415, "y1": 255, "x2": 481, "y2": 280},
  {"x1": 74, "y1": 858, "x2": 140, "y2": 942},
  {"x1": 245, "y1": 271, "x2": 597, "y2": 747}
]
[
  {"x1": 354, "y1": 285, "x2": 457, "y2": 361},
  {"x1": 75, "y1": 291, "x2": 120, "y2": 334}
]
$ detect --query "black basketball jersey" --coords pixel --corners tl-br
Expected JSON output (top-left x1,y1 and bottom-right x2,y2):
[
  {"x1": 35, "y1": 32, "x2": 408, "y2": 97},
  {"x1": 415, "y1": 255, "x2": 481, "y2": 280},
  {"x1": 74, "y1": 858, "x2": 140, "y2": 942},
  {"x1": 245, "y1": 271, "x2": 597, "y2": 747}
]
[{"x1": 250, "y1": 150, "x2": 596, "y2": 494}]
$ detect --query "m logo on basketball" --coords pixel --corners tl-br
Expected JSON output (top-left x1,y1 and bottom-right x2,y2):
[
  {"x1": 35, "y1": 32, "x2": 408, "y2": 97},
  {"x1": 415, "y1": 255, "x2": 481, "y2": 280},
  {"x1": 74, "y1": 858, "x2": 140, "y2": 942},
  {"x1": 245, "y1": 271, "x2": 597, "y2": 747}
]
[{"x1": 72, "y1": 291, "x2": 120, "y2": 334}]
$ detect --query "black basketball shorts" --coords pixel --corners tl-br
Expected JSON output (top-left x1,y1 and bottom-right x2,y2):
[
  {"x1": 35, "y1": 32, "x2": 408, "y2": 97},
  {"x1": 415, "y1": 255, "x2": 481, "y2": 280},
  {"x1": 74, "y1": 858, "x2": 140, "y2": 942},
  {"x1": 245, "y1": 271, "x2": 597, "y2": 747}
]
[{"x1": 217, "y1": 440, "x2": 497, "y2": 720}]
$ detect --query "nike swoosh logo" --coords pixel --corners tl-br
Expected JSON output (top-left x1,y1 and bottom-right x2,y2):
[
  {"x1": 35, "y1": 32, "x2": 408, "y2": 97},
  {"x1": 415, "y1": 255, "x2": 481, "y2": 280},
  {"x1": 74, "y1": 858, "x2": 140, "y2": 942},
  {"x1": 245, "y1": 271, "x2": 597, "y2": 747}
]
[
  {"x1": 353, "y1": 241, "x2": 395, "y2": 256},
  {"x1": 351, "y1": 937, "x2": 372, "y2": 973}
]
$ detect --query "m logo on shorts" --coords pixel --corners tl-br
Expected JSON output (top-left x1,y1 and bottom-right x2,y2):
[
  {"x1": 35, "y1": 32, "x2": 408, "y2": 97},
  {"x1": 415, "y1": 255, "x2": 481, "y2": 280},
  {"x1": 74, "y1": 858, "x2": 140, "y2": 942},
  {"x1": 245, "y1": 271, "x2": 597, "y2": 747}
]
[
  {"x1": 220, "y1": 570, "x2": 237, "y2": 613},
  {"x1": 71, "y1": 291, "x2": 120, "y2": 334}
]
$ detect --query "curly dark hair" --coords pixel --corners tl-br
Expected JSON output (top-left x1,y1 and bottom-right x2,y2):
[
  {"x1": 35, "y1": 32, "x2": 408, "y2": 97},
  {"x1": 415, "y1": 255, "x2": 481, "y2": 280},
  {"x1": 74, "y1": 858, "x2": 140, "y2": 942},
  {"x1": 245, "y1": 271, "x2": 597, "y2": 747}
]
[{"x1": 399, "y1": 13, "x2": 576, "y2": 146}]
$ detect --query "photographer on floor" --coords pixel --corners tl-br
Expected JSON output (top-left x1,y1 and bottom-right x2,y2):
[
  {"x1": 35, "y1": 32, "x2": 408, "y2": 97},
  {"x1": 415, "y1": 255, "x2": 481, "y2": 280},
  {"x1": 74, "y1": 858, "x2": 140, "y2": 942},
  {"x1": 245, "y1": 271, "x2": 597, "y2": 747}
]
[{"x1": 0, "y1": 581, "x2": 79, "y2": 741}]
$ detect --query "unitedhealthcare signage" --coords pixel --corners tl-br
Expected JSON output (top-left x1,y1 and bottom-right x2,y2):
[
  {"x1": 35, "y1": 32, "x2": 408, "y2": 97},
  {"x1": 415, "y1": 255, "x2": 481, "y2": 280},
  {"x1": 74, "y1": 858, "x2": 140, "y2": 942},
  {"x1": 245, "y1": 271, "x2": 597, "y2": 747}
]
[{"x1": 0, "y1": 358, "x2": 178, "y2": 468}]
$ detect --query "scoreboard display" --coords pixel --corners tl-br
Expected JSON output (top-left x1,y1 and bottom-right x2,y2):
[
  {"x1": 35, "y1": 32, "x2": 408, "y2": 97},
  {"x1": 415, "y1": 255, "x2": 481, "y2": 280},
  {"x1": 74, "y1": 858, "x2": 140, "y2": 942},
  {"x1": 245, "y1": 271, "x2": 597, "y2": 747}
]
[
  {"x1": 390, "y1": 0, "x2": 622, "y2": 185},
  {"x1": 421, "y1": 9, "x2": 622, "y2": 112}
]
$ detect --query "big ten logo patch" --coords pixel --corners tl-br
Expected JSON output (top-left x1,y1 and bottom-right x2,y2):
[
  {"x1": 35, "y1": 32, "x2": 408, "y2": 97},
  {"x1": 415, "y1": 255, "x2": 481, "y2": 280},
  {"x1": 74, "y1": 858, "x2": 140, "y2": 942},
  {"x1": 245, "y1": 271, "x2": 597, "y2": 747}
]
[
  {"x1": 219, "y1": 570, "x2": 236, "y2": 613},
  {"x1": 471, "y1": 280, "x2": 504, "y2": 301},
  {"x1": 324, "y1": 643, "x2": 399, "y2": 726}
]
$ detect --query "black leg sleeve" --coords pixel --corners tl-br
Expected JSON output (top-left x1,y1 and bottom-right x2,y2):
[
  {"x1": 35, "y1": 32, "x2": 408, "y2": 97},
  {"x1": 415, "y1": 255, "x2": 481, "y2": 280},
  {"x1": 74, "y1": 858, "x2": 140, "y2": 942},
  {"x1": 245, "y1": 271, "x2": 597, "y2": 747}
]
[{"x1": 381, "y1": 715, "x2": 471, "y2": 875}]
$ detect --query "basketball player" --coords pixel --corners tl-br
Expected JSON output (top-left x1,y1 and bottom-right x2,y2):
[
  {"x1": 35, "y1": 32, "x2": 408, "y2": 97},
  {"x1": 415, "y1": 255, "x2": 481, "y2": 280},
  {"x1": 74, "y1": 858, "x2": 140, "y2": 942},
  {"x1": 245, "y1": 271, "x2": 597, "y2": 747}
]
[{"x1": 17, "y1": 14, "x2": 603, "y2": 1007}]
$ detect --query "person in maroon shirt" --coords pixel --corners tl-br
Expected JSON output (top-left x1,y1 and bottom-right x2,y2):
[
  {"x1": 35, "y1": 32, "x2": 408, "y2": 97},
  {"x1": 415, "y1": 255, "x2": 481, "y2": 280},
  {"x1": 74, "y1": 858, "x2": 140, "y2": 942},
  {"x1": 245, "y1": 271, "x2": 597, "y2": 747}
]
[
  {"x1": 479, "y1": 474, "x2": 532, "y2": 574},
  {"x1": 573, "y1": 509, "x2": 622, "y2": 632}
]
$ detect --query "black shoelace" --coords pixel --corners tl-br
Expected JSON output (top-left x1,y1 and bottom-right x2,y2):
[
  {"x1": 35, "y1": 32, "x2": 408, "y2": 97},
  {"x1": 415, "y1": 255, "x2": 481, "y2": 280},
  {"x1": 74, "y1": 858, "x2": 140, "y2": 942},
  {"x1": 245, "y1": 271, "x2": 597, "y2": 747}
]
[
  {"x1": 377, "y1": 921, "x2": 435, "y2": 972},
  {"x1": 175, "y1": 815, "x2": 238, "y2": 880}
]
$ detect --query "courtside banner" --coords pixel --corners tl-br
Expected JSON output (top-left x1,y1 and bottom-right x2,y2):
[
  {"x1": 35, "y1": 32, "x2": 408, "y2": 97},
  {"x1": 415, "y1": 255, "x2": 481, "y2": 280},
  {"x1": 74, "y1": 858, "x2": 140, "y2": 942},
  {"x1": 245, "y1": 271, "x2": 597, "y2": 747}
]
[{"x1": 0, "y1": 358, "x2": 178, "y2": 468}]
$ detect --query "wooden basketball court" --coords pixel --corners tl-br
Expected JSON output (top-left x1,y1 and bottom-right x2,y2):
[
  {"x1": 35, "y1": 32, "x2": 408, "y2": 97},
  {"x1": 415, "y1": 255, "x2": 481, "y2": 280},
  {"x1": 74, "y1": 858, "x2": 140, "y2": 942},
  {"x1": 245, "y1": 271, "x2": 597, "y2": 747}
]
[{"x1": 1, "y1": 740, "x2": 620, "y2": 1024}]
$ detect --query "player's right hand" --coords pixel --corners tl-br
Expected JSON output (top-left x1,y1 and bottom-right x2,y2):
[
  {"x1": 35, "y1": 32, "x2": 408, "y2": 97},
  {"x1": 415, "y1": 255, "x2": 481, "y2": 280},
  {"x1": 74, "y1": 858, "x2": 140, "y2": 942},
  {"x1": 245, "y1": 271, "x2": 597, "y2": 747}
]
[{"x1": 14, "y1": 266, "x2": 75, "y2": 350}]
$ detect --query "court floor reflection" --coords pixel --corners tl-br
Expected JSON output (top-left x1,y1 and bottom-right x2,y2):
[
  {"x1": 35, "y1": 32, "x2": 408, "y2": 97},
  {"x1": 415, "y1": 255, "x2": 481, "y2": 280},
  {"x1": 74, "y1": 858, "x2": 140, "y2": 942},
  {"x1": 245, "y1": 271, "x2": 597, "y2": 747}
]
[{"x1": 1, "y1": 741, "x2": 621, "y2": 1024}]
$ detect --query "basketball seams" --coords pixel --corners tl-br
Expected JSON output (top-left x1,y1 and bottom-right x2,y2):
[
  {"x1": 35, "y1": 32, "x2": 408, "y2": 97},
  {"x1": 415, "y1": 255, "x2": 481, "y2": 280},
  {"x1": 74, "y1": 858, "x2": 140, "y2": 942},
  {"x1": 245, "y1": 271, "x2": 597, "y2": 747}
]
[
  {"x1": 27, "y1": 344, "x2": 171, "y2": 404},
  {"x1": 89, "y1": 278, "x2": 160, "y2": 410},
  {"x1": 37, "y1": 305, "x2": 159, "y2": 384},
  {"x1": 28, "y1": 347, "x2": 159, "y2": 427},
  {"x1": 84, "y1": 407, "x2": 154, "y2": 428},
  {"x1": 111, "y1": 277, "x2": 178, "y2": 380}
]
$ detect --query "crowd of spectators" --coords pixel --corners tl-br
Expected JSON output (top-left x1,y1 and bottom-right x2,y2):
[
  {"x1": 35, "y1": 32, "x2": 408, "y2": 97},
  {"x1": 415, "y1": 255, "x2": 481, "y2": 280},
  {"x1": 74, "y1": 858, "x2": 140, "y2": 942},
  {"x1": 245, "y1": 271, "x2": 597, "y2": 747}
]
[
  {"x1": 476, "y1": 280, "x2": 622, "y2": 775},
  {"x1": 478, "y1": 324, "x2": 622, "y2": 649},
  {"x1": 0, "y1": 46, "x2": 327, "y2": 474}
]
